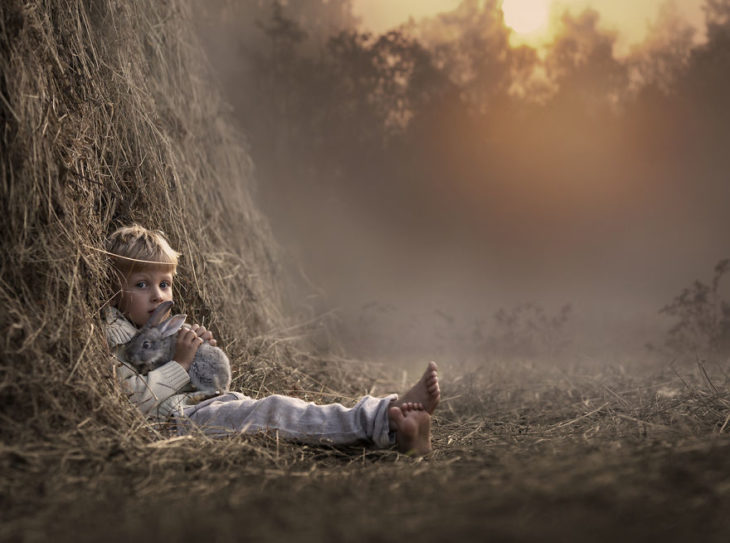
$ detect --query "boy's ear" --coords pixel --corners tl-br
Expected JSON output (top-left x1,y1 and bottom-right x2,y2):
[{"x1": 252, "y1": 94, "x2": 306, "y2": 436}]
[
  {"x1": 159, "y1": 314, "x2": 187, "y2": 338},
  {"x1": 145, "y1": 301, "x2": 174, "y2": 328}
]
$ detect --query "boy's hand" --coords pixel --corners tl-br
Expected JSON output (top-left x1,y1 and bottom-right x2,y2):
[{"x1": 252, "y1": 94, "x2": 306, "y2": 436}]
[
  {"x1": 173, "y1": 328, "x2": 204, "y2": 371},
  {"x1": 190, "y1": 323, "x2": 217, "y2": 346}
]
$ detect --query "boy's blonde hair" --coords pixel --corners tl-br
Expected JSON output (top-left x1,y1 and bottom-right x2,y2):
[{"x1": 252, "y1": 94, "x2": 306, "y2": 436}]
[{"x1": 106, "y1": 224, "x2": 181, "y2": 280}]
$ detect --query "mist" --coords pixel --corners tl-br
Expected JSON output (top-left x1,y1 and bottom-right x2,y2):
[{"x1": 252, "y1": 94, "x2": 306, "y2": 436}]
[{"x1": 192, "y1": 0, "x2": 730, "y2": 362}]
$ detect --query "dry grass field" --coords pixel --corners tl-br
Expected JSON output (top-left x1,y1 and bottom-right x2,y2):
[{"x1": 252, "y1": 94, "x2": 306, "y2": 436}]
[{"x1": 4, "y1": 357, "x2": 730, "y2": 542}]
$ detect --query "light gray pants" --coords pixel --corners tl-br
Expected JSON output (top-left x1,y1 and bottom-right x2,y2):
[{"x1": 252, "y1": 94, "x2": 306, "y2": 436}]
[{"x1": 176, "y1": 392, "x2": 397, "y2": 448}]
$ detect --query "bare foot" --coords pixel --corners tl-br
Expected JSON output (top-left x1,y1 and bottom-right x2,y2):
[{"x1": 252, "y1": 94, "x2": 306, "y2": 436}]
[
  {"x1": 389, "y1": 405, "x2": 432, "y2": 456},
  {"x1": 394, "y1": 361, "x2": 440, "y2": 414}
]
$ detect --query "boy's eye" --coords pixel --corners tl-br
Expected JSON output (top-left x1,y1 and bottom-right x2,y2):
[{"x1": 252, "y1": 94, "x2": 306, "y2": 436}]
[
  {"x1": 160, "y1": 281, "x2": 170, "y2": 289},
  {"x1": 135, "y1": 281, "x2": 147, "y2": 288}
]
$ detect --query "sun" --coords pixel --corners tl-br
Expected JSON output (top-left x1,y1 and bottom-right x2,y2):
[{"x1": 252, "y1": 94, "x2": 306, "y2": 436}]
[{"x1": 501, "y1": 0, "x2": 551, "y2": 36}]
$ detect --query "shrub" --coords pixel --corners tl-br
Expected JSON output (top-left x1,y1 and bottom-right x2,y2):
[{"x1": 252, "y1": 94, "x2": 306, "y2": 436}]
[{"x1": 660, "y1": 259, "x2": 730, "y2": 360}]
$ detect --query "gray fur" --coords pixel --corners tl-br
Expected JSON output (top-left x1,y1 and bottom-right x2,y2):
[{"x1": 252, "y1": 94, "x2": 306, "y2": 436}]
[{"x1": 123, "y1": 301, "x2": 231, "y2": 393}]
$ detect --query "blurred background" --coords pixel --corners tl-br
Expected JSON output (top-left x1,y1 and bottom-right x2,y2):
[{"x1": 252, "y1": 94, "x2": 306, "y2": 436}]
[{"x1": 191, "y1": 0, "x2": 730, "y2": 364}]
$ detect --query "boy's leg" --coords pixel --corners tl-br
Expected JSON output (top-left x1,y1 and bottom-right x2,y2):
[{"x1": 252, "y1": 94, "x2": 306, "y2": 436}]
[
  {"x1": 176, "y1": 361, "x2": 439, "y2": 453},
  {"x1": 179, "y1": 392, "x2": 397, "y2": 448}
]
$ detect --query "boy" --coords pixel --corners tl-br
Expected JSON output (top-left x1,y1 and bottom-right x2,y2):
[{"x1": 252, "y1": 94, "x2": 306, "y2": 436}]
[{"x1": 105, "y1": 225, "x2": 440, "y2": 454}]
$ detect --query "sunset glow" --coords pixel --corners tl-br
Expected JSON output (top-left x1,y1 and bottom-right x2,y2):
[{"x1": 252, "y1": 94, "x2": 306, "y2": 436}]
[
  {"x1": 353, "y1": 0, "x2": 706, "y2": 56},
  {"x1": 501, "y1": 0, "x2": 551, "y2": 36}
]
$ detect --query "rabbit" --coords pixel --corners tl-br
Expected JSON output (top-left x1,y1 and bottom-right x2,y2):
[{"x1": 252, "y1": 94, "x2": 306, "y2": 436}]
[{"x1": 123, "y1": 301, "x2": 232, "y2": 393}]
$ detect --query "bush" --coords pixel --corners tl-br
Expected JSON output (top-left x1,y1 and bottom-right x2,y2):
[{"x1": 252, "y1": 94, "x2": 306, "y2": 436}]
[{"x1": 660, "y1": 259, "x2": 730, "y2": 360}]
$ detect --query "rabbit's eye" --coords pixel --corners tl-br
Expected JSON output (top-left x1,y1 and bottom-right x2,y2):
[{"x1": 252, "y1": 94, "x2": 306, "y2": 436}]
[{"x1": 142, "y1": 340, "x2": 151, "y2": 349}]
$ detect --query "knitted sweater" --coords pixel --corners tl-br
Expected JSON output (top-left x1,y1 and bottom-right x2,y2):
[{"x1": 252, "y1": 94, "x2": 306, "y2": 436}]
[{"x1": 105, "y1": 306, "x2": 212, "y2": 420}]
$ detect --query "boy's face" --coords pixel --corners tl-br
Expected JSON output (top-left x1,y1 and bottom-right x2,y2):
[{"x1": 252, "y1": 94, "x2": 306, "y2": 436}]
[{"x1": 118, "y1": 267, "x2": 174, "y2": 328}]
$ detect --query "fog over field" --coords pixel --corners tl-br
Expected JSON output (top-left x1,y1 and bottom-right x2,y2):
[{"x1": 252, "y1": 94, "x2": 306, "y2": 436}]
[{"x1": 193, "y1": 0, "x2": 730, "y2": 360}]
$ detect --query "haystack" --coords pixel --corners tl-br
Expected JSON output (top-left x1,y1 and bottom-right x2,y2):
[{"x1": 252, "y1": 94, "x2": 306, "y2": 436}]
[{"x1": 0, "y1": 0, "x2": 363, "y2": 458}]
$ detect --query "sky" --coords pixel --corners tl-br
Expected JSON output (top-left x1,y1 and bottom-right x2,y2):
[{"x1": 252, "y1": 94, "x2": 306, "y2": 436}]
[{"x1": 353, "y1": 0, "x2": 706, "y2": 54}]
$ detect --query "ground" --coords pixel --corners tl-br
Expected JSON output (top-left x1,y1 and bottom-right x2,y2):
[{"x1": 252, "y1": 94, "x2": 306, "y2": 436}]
[{"x1": 3, "y1": 357, "x2": 730, "y2": 542}]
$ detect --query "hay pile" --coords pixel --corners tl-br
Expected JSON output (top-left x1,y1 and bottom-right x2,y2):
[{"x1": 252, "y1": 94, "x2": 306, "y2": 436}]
[{"x1": 0, "y1": 0, "x2": 372, "y2": 469}]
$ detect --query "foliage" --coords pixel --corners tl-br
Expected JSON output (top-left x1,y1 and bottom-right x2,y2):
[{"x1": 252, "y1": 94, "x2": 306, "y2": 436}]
[
  {"x1": 485, "y1": 303, "x2": 573, "y2": 358},
  {"x1": 330, "y1": 301, "x2": 573, "y2": 363},
  {"x1": 660, "y1": 259, "x2": 730, "y2": 359}
]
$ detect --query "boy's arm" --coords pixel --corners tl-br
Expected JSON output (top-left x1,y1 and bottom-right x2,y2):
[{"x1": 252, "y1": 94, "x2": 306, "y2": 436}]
[
  {"x1": 114, "y1": 357, "x2": 191, "y2": 418},
  {"x1": 105, "y1": 306, "x2": 198, "y2": 418}
]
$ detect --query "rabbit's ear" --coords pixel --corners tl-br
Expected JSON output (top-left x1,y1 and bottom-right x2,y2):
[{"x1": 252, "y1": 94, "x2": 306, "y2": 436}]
[
  {"x1": 159, "y1": 314, "x2": 187, "y2": 338},
  {"x1": 145, "y1": 301, "x2": 174, "y2": 329}
]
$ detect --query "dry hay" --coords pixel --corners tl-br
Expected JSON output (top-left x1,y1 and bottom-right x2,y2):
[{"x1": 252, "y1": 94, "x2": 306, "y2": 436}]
[{"x1": 0, "y1": 0, "x2": 385, "y2": 492}]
